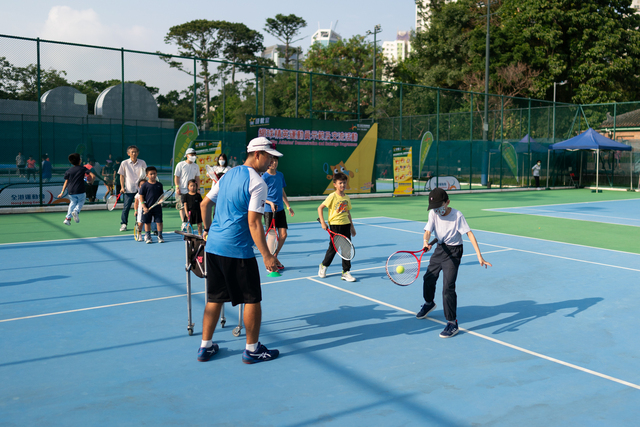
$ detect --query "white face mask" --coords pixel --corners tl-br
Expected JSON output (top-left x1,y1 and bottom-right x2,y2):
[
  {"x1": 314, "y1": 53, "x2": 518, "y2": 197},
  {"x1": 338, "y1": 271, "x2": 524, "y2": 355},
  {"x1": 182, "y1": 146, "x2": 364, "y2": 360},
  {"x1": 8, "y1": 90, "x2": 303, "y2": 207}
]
[
  {"x1": 187, "y1": 155, "x2": 196, "y2": 162},
  {"x1": 219, "y1": 160, "x2": 226, "y2": 166}
]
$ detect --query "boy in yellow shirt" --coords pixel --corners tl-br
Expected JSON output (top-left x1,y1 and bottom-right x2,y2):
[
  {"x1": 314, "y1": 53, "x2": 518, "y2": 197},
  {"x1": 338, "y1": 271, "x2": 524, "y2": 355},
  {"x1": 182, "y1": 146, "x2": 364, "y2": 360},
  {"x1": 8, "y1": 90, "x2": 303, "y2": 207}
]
[{"x1": 317, "y1": 172, "x2": 357, "y2": 282}]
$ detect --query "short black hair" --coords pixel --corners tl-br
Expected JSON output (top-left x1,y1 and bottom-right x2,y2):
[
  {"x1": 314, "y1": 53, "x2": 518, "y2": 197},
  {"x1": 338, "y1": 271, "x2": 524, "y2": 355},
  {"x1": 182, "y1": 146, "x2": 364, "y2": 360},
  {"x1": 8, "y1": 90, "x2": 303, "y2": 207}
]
[
  {"x1": 333, "y1": 172, "x2": 348, "y2": 182},
  {"x1": 188, "y1": 179, "x2": 197, "y2": 186},
  {"x1": 145, "y1": 166, "x2": 157, "y2": 174},
  {"x1": 68, "y1": 153, "x2": 81, "y2": 166}
]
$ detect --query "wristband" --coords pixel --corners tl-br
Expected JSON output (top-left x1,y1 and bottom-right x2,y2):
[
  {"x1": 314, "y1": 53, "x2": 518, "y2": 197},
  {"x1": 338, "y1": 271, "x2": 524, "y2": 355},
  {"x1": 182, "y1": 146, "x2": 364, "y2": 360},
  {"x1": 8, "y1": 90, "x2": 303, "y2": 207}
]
[{"x1": 204, "y1": 228, "x2": 209, "y2": 232}]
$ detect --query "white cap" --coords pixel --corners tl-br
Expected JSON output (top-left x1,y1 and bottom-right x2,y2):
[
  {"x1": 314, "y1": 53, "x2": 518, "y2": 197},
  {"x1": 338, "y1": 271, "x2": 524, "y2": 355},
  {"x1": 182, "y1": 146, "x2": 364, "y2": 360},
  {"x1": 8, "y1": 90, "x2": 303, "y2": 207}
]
[
  {"x1": 186, "y1": 148, "x2": 196, "y2": 155},
  {"x1": 247, "y1": 137, "x2": 283, "y2": 157}
]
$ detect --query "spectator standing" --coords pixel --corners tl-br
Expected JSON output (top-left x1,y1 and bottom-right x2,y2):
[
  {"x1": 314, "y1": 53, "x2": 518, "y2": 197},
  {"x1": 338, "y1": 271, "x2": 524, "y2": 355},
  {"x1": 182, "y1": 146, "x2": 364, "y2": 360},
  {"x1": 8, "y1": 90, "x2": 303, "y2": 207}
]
[
  {"x1": 174, "y1": 147, "x2": 200, "y2": 230},
  {"x1": 26, "y1": 156, "x2": 37, "y2": 182},
  {"x1": 16, "y1": 152, "x2": 26, "y2": 177},
  {"x1": 117, "y1": 146, "x2": 147, "y2": 231},
  {"x1": 42, "y1": 154, "x2": 52, "y2": 183}
]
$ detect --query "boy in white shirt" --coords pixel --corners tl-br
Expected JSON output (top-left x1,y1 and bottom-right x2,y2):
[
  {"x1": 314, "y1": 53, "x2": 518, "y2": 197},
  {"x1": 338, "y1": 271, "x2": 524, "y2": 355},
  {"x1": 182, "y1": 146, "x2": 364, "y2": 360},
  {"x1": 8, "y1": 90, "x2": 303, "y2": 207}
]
[{"x1": 416, "y1": 188, "x2": 492, "y2": 338}]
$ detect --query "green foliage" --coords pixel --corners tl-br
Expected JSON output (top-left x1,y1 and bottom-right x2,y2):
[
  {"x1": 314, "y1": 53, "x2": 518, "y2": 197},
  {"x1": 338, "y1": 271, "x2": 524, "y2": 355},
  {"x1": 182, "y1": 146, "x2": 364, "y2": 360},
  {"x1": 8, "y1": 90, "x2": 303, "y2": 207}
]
[{"x1": 264, "y1": 14, "x2": 307, "y2": 67}]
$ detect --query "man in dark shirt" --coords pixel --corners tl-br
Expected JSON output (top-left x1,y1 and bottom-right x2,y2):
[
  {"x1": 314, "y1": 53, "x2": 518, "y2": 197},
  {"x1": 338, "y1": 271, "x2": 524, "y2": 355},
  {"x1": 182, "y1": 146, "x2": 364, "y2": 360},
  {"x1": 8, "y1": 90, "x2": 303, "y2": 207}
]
[{"x1": 57, "y1": 153, "x2": 96, "y2": 226}]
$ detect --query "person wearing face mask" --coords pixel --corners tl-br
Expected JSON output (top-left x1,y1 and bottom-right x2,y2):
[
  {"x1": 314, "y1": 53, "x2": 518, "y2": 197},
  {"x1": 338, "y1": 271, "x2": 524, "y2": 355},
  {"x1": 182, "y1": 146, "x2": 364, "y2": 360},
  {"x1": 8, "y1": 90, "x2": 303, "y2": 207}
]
[
  {"x1": 174, "y1": 148, "x2": 201, "y2": 230},
  {"x1": 416, "y1": 188, "x2": 492, "y2": 338},
  {"x1": 213, "y1": 153, "x2": 231, "y2": 178}
]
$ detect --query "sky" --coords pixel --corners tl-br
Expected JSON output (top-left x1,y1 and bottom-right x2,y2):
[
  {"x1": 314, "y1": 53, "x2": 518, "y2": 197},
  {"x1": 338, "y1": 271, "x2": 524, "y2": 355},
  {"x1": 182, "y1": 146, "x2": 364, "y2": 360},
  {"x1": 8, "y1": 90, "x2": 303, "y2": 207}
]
[{"x1": 1, "y1": 1, "x2": 417, "y2": 94}]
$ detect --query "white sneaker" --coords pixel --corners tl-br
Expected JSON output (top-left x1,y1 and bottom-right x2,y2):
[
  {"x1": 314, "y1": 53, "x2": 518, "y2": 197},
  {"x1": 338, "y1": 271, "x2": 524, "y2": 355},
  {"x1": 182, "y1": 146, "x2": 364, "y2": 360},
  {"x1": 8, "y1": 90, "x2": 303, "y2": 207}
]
[
  {"x1": 63, "y1": 218, "x2": 71, "y2": 226},
  {"x1": 318, "y1": 264, "x2": 327, "y2": 278},
  {"x1": 181, "y1": 222, "x2": 188, "y2": 231},
  {"x1": 158, "y1": 235, "x2": 165, "y2": 243},
  {"x1": 341, "y1": 271, "x2": 356, "y2": 282},
  {"x1": 120, "y1": 224, "x2": 127, "y2": 232},
  {"x1": 145, "y1": 235, "x2": 152, "y2": 244},
  {"x1": 72, "y1": 212, "x2": 79, "y2": 223}
]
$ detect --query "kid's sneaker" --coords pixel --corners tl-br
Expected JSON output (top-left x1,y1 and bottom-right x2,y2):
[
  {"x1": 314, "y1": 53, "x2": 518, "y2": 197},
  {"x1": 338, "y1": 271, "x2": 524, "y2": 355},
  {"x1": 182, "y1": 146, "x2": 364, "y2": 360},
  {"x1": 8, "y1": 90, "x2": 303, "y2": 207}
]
[
  {"x1": 197, "y1": 343, "x2": 219, "y2": 362},
  {"x1": 181, "y1": 222, "x2": 188, "y2": 232},
  {"x1": 63, "y1": 218, "x2": 71, "y2": 226},
  {"x1": 416, "y1": 302, "x2": 437, "y2": 319},
  {"x1": 341, "y1": 271, "x2": 356, "y2": 282},
  {"x1": 120, "y1": 224, "x2": 127, "y2": 232},
  {"x1": 439, "y1": 320, "x2": 459, "y2": 338},
  {"x1": 145, "y1": 235, "x2": 152, "y2": 244},
  {"x1": 318, "y1": 264, "x2": 327, "y2": 278},
  {"x1": 242, "y1": 343, "x2": 279, "y2": 364},
  {"x1": 72, "y1": 212, "x2": 79, "y2": 223},
  {"x1": 157, "y1": 235, "x2": 165, "y2": 243}
]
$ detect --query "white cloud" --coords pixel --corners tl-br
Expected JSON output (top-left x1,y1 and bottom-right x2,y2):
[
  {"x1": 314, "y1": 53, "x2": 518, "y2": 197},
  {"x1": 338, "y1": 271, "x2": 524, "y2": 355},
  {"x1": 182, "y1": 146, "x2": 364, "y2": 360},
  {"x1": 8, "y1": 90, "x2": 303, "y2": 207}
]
[{"x1": 39, "y1": 6, "x2": 154, "y2": 50}]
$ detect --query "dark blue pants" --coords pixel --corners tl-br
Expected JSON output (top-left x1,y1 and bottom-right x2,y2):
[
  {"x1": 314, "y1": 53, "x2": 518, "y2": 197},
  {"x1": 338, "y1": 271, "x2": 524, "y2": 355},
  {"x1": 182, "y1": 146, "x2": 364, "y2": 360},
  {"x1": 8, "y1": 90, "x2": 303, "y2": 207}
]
[
  {"x1": 120, "y1": 193, "x2": 135, "y2": 225},
  {"x1": 423, "y1": 244, "x2": 463, "y2": 322}
]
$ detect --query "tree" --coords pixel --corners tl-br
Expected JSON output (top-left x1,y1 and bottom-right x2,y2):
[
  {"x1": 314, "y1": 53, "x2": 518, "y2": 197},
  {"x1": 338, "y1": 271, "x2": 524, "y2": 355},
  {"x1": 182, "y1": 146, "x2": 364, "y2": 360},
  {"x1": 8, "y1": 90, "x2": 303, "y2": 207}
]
[
  {"x1": 217, "y1": 22, "x2": 265, "y2": 83},
  {"x1": 0, "y1": 59, "x2": 70, "y2": 101},
  {"x1": 161, "y1": 20, "x2": 226, "y2": 127},
  {"x1": 264, "y1": 14, "x2": 307, "y2": 67}
]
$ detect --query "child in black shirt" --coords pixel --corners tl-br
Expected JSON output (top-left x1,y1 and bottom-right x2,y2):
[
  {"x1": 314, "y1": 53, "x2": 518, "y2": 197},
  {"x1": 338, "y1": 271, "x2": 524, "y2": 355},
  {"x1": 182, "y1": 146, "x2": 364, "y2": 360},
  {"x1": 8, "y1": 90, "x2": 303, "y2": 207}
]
[
  {"x1": 139, "y1": 166, "x2": 164, "y2": 243},
  {"x1": 182, "y1": 179, "x2": 203, "y2": 235},
  {"x1": 58, "y1": 153, "x2": 96, "y2": 226}
]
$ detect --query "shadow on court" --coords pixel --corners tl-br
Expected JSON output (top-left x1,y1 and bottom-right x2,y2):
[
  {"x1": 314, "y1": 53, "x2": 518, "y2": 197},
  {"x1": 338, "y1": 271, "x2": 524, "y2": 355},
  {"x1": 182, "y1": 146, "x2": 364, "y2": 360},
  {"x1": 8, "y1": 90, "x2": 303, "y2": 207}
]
[
  {"x1": 460, "y1": 297, "x2": 604, "y2": 334},
  {"x1": 0, "y1": 275, "x2": 70, "y2": 287}
]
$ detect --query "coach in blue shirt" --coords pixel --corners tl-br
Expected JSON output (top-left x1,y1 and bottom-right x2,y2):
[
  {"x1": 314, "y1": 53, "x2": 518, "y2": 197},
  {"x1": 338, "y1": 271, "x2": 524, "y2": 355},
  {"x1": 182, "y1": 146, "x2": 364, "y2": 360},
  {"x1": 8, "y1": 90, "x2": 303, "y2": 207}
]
[{"x1": 197, "y1": 137, "x2": 282, "y2": 364}]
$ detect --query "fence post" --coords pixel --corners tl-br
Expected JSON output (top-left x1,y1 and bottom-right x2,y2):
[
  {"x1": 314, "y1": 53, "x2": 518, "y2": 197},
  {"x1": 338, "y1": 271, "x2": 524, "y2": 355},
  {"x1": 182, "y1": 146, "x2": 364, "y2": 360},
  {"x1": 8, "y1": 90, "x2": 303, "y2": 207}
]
[
  {"x1": 121, "y1": 48, "x2": 125, "y2": 159},
  {"x1": 309, "y1": 73, "x2": 313, "y2": 119},
  {"x1": 262, "y1": 68, "x2": 266, "y2": 116},
  {"x1": 436, "y1": 89, "x2": 440, "y2": 188},
  {"x1": 222, "y1": 74, "x2": 226, "y2": 134},
  {"x1": 193, "y1": 58, "x2": 197, "y2": 124},
  {"x1": 527, "y1": 98, "x2": 532, "y2": 187},
  {"x1": 37, "y1": 38, "x2": 43, "y2": 206},
  {"x1": 470, "y1": 93, "x2": 473, "y2": 191},
  {"x1": 399, "y1": 83, "x2": 403, "y2": 142},
  {"x1": 357, "y1": 78, "x2": 361, "y2": 121},
  {"x1": 500, "y1": 95, "x2": 504, "y2": 188},
  {"x1": 255, "y1": 66, "x2": 259, "y2": 116}
]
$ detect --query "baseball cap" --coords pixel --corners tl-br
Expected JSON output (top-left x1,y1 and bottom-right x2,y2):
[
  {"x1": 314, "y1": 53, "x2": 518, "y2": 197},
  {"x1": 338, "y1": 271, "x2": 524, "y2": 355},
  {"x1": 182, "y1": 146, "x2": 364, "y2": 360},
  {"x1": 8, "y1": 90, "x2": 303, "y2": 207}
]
[
  {"x1": 186, "y1": 148, "x2": 196, "y2": 155},
  {"x1": 247, "y1": 137, "x2": 283, "y2": 157},
  {"x1": 428, "y1": 188, "x2": 449, "y2": 210}
]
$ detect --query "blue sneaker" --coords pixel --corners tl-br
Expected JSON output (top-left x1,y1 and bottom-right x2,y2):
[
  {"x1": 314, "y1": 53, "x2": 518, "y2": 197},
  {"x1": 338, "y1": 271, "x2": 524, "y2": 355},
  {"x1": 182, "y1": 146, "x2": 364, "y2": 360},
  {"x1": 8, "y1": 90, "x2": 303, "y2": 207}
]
[
  {"x1": 242, "y1": 342, "x2": 279, "y2": 364},
  {"x1": 416, "y1": 302, "x2": 436, "y2": 319},
  {"x1": 197, "y1": 343, "x2": 219, "y2": 362},
  {"x1": 439, "y1": 320, "x2": 459, "y2": 338}
]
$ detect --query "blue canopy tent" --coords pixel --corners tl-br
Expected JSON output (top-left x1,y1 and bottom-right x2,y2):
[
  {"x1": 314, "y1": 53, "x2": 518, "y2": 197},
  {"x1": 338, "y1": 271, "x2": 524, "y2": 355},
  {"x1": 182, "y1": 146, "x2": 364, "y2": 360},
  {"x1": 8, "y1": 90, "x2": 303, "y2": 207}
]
[
  {"x1": 517, "y1": 135, "x2": 548, "y2": 153},
  {"x1": 547, "y1": 128, "x2": 632, "y2": 190}
]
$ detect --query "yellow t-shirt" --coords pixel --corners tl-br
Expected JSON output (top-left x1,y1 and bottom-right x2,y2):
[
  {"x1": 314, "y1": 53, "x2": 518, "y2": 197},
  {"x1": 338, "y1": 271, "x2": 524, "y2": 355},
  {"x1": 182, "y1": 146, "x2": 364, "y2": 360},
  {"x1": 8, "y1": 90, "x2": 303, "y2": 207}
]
[{"x1": 323, "y1": 192, "x2": 352, "y2": 225}]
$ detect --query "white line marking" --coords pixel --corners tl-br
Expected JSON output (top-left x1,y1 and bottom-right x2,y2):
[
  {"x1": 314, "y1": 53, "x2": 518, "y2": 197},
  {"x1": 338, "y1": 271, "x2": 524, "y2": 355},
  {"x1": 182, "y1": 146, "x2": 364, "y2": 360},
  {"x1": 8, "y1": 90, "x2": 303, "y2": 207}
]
[{"x1": 305, "y1": 277, "x2": 640, "y2": 391}]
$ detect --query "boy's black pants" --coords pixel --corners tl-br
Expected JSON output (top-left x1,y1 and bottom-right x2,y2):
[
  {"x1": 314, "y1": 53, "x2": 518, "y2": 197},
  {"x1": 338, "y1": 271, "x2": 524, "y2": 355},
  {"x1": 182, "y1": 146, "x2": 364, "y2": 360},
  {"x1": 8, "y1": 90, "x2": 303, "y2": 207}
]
[
  {"x1": 422, "y1": 243, "x2": 463, "y2": 322},
  {"x1": 322, "y1": 223, "x2": 351, "y2": 272}
]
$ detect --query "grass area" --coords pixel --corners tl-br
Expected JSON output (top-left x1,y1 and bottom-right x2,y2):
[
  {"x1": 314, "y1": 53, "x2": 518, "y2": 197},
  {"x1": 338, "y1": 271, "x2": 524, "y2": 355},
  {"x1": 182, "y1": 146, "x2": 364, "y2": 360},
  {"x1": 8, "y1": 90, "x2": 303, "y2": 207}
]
[{"x1": 1, "y1": 189, "x2": 639, "y2": 253}]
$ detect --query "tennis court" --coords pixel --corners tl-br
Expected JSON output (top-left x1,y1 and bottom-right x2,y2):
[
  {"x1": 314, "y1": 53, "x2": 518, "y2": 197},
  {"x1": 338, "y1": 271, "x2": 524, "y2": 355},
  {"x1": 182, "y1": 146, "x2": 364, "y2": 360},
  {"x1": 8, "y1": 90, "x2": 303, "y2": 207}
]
[{"x1": 1, "y1": 189, "x2": 639, "y2": 426}]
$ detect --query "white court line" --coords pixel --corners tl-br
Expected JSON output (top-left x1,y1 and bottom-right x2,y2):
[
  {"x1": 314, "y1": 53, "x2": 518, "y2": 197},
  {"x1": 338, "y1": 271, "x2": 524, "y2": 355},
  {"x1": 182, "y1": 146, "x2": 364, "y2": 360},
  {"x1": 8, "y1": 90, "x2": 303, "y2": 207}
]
[
  {"x1": 305, "y1": 277, "x2": 640, "y2": 391},
  {"x1": 487, "y1": 207, "x2": 640, "y2": 223},
  {"x1": 483, "y1": 198, "x2": 640, "y2": 210}
]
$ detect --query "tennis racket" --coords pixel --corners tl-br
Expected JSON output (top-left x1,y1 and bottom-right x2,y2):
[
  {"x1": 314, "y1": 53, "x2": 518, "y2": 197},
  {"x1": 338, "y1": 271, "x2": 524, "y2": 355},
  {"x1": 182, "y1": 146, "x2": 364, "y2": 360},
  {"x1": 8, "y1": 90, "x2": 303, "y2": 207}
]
[
  {"x1": 205, "y1": 165, "x2": 219, "y2": 183},
  {"x1": 317, "y1": 218, "x2": 355, "y2": 261},
  {"x1": 134, "y1": 225, "x2": 141, "y2": 241},
  {"x1": 385, "y1": 238, "x2": 438, "y2": 286},
  {"x1": 106, "y1": 193, "x2": 121, "y2": 211},
  {"x1": 186, "y1": 211, "x2": 196, "y2": 235},
  {"x1": 147, "y1": 188, "x2": 175, "y2": 210},
  {"x1": 265, "y1": 210, "x2": 278, "y2": 255}
]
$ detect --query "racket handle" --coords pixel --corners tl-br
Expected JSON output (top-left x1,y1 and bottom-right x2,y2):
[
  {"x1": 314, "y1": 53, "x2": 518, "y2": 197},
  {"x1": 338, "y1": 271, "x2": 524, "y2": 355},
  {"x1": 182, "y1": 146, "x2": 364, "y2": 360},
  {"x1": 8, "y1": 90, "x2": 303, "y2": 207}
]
[{"x1": 424, "y1": 238, "x2": 438, "y2": 251}]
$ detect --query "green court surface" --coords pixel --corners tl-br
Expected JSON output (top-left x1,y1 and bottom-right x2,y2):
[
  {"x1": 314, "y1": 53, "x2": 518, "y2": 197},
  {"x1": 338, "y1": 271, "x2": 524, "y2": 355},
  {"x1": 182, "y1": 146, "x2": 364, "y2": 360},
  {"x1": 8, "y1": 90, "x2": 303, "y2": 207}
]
[{"x1": 1, "y1": 189, "x2": 639, "y2": 253}]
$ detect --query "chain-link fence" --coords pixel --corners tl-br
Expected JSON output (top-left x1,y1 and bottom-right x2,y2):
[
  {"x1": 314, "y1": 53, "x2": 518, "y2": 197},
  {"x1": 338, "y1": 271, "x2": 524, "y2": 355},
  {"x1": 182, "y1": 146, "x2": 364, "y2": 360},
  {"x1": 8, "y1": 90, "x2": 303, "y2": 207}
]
[{"x1": 1, "y1": 33, "x2": 638, "y2": 206}]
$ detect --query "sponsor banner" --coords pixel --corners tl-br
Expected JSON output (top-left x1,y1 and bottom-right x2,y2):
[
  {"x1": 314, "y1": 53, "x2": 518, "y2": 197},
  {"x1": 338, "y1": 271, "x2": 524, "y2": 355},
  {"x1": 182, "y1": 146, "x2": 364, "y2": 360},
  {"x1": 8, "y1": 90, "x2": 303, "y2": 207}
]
[
  {"x1": 246, "y1": 115, "x2": 376, "y2": 196},
  {"x1": 418, "y1": 131, "x2": 434, "y2": 178},
  {"x1": 393, "y1": 146, "x2": 413, "y2": 196},
  {"x1": 195, "y1": 141, "x2": 222, "y2": 192},
  {"x1": 0, "y1": 184, "x2": 69, "y2": 206},
  {"x1": 500, "y1": 142, "x2": 519, "y2": 182},
  {"x1": 424, "y1": 176, "x2": 461, "y2": 191},
  {"x1": 172, "y1": 122, "x2": 199, "y2": 175}
]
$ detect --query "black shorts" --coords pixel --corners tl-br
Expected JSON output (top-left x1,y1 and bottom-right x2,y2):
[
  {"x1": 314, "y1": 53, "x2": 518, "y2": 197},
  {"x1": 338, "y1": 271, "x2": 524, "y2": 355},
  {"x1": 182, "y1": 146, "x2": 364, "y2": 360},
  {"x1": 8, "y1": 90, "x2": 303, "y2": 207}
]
[
  {"x1": 264, "y1": 209, "x2": 288, "y2": 230},
  {"x1": 188, "y1": 209, "x2": 202, "y2": 224},
  {"x1": 206, "y1": 253, "x2": 262, "y2": 306},
  {"x1": 141, "y1": 206, "x2": 163, "y2": 224}
]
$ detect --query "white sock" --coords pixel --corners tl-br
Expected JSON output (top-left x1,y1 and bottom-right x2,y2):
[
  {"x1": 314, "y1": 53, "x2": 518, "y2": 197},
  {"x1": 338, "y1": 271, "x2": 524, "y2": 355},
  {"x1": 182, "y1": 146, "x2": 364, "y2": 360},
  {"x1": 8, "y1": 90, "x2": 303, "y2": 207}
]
[
  {"x1": 246, "y1": 342, "x2": 258, "y2": 352},
  {"x1": 201, "y1": 340, "x2": 212, "y2": 348}
]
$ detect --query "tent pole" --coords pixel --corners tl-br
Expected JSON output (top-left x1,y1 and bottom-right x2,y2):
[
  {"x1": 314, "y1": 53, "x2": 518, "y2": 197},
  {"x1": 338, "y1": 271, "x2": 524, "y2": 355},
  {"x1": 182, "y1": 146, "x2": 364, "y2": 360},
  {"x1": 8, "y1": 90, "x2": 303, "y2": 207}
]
[
  {"x1": 596, "y1": 149, "x2": 599, "y2": 192},
  {"x1": 579, "y1": 152, "x2": 583, "y2": 187},
  {"x1": 546, "y1": 149, "x2": 550, "y2": 189}
]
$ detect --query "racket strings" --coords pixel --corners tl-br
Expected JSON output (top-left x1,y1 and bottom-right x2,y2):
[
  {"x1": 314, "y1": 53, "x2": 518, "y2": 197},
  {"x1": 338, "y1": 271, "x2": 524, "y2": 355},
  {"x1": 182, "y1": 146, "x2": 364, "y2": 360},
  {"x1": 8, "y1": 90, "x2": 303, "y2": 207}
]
[
  {"x1": 333, "y1": 235, "x2": 354, "y2": 260},
  {"x1": 386, "y1": 252, "x2": 421, "y2": 285}
]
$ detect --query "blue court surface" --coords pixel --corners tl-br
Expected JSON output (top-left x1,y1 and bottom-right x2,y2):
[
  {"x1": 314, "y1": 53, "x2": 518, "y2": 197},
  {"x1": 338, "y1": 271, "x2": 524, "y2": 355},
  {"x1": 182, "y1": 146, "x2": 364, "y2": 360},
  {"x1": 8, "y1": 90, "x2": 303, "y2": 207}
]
[
  {"x1": 1, "y1": 217, "x2": 640, "y2": 426},
  {"x1": 486, "y1": 198, "x2": 640, "y2": 227}
]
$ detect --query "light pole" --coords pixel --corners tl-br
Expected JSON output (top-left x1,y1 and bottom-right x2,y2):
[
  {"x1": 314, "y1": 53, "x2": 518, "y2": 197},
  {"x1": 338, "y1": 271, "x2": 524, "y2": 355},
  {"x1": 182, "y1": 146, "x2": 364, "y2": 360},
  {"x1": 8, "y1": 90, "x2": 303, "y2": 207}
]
[
  {"x1": 479, "y1": 1, "x2": 496, "y2": 186},
  {"x1": 547, "y1": 79, "x2": 568, "y2": 189},
  {"x1": 366, "y1": 24, "x2": 382, "y2": 117}
]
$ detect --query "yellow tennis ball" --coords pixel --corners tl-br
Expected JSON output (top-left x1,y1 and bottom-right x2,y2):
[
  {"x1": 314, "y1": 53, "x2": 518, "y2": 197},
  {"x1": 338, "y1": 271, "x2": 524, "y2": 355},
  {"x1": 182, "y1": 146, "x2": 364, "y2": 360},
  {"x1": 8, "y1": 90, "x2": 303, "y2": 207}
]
[{"x1": 396, "y1": 265, "x2": 405, "y2": 274}]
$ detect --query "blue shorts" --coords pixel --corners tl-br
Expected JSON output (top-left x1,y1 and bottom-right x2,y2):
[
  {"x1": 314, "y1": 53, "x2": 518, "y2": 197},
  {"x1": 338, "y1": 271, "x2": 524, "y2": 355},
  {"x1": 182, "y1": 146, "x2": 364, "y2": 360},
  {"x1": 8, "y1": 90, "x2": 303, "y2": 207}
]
[{"x1": 141, "y1": 206, "x2": 162, "y2": 224}]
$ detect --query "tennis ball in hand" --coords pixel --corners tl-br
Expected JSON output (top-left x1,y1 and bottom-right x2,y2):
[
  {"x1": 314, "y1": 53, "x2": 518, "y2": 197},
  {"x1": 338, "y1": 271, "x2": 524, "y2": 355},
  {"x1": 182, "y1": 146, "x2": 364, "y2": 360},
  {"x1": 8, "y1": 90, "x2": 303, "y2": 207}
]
[{"x1": 396, "y1": 265, "x2": 405, "y2": 274}]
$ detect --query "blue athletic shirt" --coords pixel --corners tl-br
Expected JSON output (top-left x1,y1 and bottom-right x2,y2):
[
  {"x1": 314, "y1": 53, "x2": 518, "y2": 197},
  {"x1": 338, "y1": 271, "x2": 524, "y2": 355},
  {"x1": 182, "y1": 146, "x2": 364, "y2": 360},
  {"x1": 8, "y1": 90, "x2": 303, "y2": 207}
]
[
  {"x1": 204, "y1": 165, "x2": 267, "y2": 259},
  {"x1": 262, "y1": 171, "x2": 286, "y2": 213}
]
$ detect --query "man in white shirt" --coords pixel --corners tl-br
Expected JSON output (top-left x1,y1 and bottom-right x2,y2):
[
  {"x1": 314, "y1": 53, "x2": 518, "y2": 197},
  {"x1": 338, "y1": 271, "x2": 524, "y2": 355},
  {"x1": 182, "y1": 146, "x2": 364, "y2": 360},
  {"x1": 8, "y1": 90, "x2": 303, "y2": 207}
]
[
  {"x1": 118, "y1": 145, "x2": 147, "y2": 231},
  {"x1": 174, "y1": 147, "x2": 201, "y2": 229}
]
